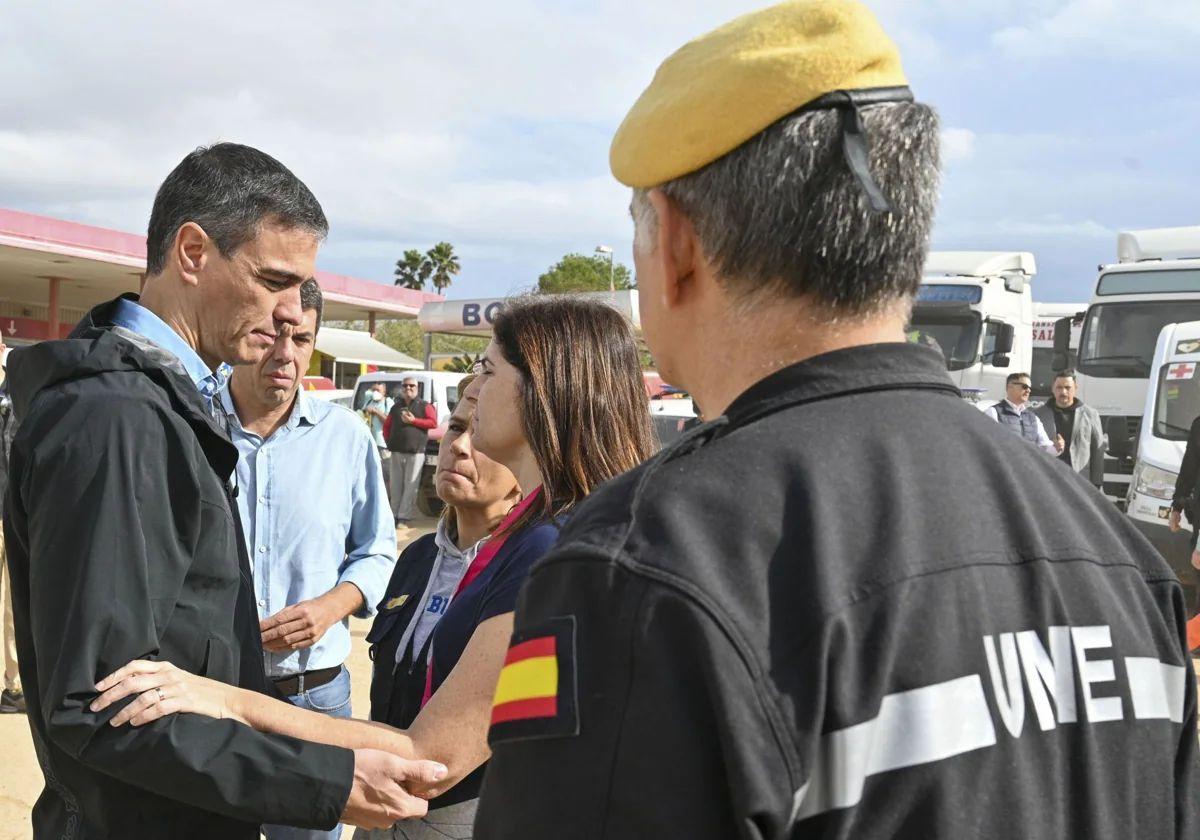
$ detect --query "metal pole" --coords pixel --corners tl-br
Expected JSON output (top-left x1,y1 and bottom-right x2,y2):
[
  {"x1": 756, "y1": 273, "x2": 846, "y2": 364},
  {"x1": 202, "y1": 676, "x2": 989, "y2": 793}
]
[
  {"x1": 48, "y1": 277, "x2": 62, "y2": 339},
  {"x1": 608, "y1": 252, "x2": 615, "y2": 293},
  {"x1": 423, "y1": 331, "x2": 433, "y2": 370}
]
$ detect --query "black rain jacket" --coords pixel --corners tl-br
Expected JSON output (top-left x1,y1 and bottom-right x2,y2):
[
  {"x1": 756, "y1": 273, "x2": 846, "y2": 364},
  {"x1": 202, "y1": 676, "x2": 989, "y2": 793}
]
[
  {"x1": 2, "y1": 296, "x2": 354, "y2": 839},
  {"x1": 478, "y1": 343, "x2": 1199, "y2": 840}
]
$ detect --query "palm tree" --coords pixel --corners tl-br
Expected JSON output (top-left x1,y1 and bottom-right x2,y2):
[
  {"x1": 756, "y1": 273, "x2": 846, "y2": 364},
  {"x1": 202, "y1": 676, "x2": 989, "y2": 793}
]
[
  {"x1": 426, "y1": 242, "x2": 461, "y2": 295},
  {"x1": 394, "y1": 249, "x2": 431, "y2": 290},
  {"x1": 443, "y1": 353, "x2": 480, "y2": 373}
]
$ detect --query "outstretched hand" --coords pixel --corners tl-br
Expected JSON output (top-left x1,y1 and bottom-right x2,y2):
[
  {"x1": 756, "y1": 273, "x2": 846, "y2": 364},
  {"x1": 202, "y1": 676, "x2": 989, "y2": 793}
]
[{"x1": 91, "y1": 660, "x2": 238, "y2": 725}]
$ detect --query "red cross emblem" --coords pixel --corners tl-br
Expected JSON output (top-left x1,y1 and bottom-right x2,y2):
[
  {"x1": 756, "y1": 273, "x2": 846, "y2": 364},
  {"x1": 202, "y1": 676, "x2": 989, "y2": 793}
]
[{"x1": 1167, "y1": 363, "x2": 1195, "y2": 380}]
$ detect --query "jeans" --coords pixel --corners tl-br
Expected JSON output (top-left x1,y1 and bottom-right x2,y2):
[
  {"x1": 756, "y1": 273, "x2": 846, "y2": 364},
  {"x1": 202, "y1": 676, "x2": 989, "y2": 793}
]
[
  {"x1": 264, "y1": 665, "x2": 353, "y2": 840},
  {"x1": 388, "y1": 452, "x2": 424, "y2": 522}
]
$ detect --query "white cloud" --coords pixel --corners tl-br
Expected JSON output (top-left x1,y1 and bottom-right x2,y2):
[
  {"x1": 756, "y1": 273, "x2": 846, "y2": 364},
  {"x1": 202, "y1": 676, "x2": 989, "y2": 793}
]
[
  {"x1": 994, "y1": 217, "x2": 1113, "y2": 239},
  {"x1": 0, "y1": 0, "x2": 1195, "y2": 300},
  {"x1": 940, "y1": 128, "x2": 977, "y2": 163},
  {"x1": 0, "y1": 0, "x2": 767, "y2": 294},
  {"x1": 992, "y1": 0, "x2": 1200, "y2": 60}
]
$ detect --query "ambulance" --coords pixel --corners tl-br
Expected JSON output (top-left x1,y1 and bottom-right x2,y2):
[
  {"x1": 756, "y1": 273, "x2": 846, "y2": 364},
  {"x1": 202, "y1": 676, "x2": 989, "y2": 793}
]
[
  {"x1": 1125, "y1": 320, "x2": 1200, "y2": 587},
  {"x1": 908, "y1": 251, "x2": 1035, "y2": 404}
]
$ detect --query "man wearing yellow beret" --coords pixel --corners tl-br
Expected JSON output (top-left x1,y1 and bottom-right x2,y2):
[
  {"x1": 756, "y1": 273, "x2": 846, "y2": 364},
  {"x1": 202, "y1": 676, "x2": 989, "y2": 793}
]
[{"x1": 479, "y1": 2, "x2": 1199, "y2": 838}]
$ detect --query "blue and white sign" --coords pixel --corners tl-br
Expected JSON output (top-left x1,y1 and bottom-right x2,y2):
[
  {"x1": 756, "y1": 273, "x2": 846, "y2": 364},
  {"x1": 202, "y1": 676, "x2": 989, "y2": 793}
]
[{"x1": 916, "y1": 284, "x2": 983, "y2": 304}]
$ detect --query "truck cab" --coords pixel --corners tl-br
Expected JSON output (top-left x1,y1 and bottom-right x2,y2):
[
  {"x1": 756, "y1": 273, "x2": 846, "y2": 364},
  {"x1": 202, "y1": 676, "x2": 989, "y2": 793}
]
[
  {"x1": 1054, "y1": 227, "x2": 1200, "y2": 506},
  {"x1": 1126, "y1": 320, "x2": 1200, "y2": 591},
  {"x1": 1031, "y1": 303, "x2": 1083, "y2": 402},
  {"x1": 908, "y1": 251, "x2": 1034, "y2": 404}
]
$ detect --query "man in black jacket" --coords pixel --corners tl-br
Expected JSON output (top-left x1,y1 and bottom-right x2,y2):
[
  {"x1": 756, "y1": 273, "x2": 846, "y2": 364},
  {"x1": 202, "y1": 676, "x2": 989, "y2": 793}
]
[
  {"x1": 477, "y1": 2, "x2": 1199, "y2": 838},
  {"x1": 3, "y1": 143, "x2": 443, "y2": 839},
  {"x1": 1168, "y1": 414, "x2": 1200, "y2": 614}
]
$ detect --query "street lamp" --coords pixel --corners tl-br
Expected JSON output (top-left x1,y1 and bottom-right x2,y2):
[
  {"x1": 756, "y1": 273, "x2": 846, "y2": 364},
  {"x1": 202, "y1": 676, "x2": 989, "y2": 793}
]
[{"x1": 595, "y1": 245, "x2": 615, "y2": 292}]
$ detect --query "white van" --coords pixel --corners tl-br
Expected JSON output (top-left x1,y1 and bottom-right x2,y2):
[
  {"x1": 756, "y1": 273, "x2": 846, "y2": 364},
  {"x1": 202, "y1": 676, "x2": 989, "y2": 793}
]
[
  {"x1": 1126, "y1": 320, "x2": 1200, "y2": 586},
  {"x1": 351, "y1": 370, "x2": 467, "y2": 426}
]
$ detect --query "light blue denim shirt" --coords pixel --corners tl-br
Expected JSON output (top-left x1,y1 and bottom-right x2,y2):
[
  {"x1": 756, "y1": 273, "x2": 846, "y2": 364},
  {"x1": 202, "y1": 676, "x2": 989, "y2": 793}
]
[
  {"x1": 220, "y1": 387, "x2": 397, "y2": 677},
  {"x1": 109, "y1": 297, "x2": 231, "y2": 409}
]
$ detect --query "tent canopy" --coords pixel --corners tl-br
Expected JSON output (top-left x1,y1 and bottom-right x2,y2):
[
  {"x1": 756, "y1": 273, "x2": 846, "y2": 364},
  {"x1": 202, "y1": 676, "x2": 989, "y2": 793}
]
[{"x1": 316, "y1": 327, "x2": 421, "y2": 369}]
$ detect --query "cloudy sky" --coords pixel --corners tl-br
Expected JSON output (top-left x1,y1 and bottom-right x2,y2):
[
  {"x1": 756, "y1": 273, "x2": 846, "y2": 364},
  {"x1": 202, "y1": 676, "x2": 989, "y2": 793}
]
[{"x1": 2, "y1": 0, "x2": 1196, "y2": 303}]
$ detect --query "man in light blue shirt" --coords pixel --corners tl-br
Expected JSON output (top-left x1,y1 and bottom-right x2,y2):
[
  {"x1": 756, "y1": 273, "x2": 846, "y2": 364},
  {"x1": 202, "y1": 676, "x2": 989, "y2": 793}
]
[{"x1": 221, "y1": 279, "x2": 396, "y2": 840}]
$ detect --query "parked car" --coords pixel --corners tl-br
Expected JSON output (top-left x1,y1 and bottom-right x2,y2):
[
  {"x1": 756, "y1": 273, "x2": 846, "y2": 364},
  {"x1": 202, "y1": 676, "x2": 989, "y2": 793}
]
[
  {"x1": 352, "y1": 370, "x2": 466, "y2": 425},
  {"x1": 307, "y1": 388, "x2": 355, "y2": 410}
]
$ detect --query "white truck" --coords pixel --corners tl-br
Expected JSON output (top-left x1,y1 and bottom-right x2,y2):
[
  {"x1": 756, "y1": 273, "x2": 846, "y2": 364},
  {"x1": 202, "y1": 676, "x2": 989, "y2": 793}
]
[
  {"x1": 908, "y1": 251, "x2": 1034, "y2": 404},
  {"x1": 1125, "y1": 320, "x2": 1200, "y2": 588},
  {"x1": 1031, "y1": 303, "x2": 1083, "y2": 401},
  {"x1": 1052, "y1": 227, "x2": 1200, "y2": 506}
]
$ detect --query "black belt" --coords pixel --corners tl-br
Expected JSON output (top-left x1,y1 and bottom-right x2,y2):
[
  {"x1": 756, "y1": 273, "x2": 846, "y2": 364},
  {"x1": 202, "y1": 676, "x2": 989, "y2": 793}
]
[{"x1": 272, "y1": 666, "x2": 341, "y2": 697}]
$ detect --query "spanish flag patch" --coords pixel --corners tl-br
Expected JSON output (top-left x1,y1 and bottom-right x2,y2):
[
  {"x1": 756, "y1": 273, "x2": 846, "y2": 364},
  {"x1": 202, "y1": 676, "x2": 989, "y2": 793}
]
[{"x1": 488, "y1": 616, "x2": 578, "y2": 743}]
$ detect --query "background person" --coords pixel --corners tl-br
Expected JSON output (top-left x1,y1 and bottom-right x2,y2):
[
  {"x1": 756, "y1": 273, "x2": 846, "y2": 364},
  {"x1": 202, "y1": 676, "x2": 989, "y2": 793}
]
[
  {"x1": 0, "y1": 331, "x2": 23, "y2": 715},
  {"x1": 385, "y1": 377, "x2": 437, "y2": 528},
  {"x1": 1034, "y1": 370, "x2": 1106, "y2": 488},
  {"x1": 222, "y1": 279, "x2": 398, "y2": 840},
  {"x1": 3, "y1": 142, "x2": 440, "y2": 839},
  {"x1": 986, "y1": 371, "x2": 1060, "y2": 455},
  {"x1": 88, "y1": 294, "x2": 656, "y2": 839},
  {"x1": 475, "y1": 3, "x2": 1198, "y2": 838},
  {"x1": 361, "y1": 382, "x2": 395, "y2": 478},
  {"x1": 1167, "y1": 413, "x2": 1200, "y2": 618}
]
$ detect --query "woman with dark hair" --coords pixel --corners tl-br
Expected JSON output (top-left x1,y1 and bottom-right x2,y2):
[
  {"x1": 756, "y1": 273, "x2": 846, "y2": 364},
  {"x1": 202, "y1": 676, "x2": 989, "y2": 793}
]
[{"x1": 90, "y1": 296, "x2": 655, "y2": 837}]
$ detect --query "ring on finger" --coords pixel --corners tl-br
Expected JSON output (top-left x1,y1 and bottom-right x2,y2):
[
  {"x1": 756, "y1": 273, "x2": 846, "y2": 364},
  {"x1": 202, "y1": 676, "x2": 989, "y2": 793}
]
[{"x1": 156, "y1": 688, "x2": 165, "y2": 703}]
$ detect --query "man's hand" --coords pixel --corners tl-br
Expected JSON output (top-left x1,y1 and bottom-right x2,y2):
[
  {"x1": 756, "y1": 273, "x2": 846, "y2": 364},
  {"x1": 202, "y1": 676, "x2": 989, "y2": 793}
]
[
  {"x1": 261, "y1": 584, "x2": 364, "y2": 652},
  {"x1": 1192, "y1": 549, "x2": 1200, "y2": 571},
  {"x1": 1054, "y1": 434, "x2": 1065, "y2": 454},
  {"x1": 1169, "y1": 508, "x2": 1182, "y2": 534},
  {"x1": 341, "y1": 749, "x2": 447, "y2": 829},
  {"x1": 400, "y1": 409, "x2": 416, "y2": 425}
]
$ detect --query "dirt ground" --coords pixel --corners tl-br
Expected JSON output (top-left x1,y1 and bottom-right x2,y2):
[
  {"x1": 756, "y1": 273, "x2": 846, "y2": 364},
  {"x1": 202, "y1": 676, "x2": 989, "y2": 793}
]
[{"x1": 0, "y1": 518, "x2": 438, "y2": 840}]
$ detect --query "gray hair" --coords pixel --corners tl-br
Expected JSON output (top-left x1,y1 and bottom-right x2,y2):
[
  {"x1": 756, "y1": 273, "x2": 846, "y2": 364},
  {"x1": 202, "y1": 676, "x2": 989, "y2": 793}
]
[
  {"x1": 146, "y1": 142, "x2": 328, "y2": 275},
  {"x1": 632, "y1": 102, "x2": 940, "y2": 317}
]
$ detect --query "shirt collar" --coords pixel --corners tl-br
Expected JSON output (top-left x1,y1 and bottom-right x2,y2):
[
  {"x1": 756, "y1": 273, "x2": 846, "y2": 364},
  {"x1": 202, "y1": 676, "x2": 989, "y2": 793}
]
[
  {"x1": 288, "y1": 389, "x2": 320, "y2": 429},
  {"x1": 110, "y1": 296, "x2": 231, "y2": 398},
  {"x1": 220, "y1": 385, "x2": 322, "y2": 437},
  {"x1": 723, "y1": 343, "x2": 959, "y2": 430},
  {"x1": 1003, "y1": 399, "x2": 1031, "y2": 413}
]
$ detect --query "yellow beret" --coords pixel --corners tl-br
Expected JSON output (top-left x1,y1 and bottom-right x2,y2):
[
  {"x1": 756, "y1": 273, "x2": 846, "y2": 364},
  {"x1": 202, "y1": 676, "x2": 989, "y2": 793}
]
[{"x1": 610, "y1": 0, "x2": 908, "y2": 188}]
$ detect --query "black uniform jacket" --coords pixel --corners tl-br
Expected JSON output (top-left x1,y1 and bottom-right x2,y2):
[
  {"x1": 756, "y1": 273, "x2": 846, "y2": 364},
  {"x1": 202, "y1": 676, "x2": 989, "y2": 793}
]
[
  {"x1": 477, "y1": 343, "x2": 1199, "y2": 840},
  {"x1": 2, "y1": 297, "x2": 354, "y2": 839},
  {"x1": 1171, "y1": 415, "x2": 1200, "y2": 520}
]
